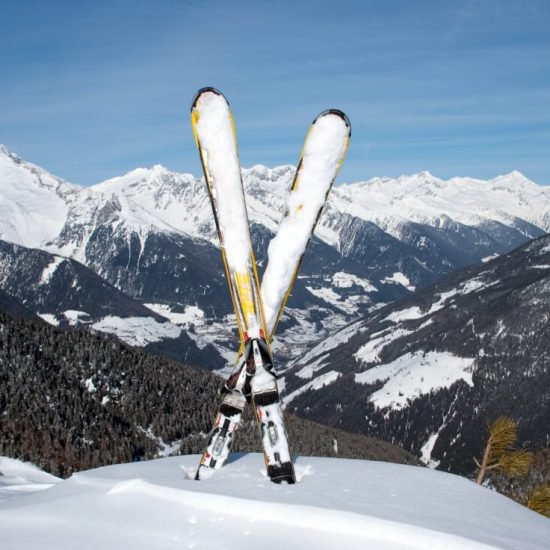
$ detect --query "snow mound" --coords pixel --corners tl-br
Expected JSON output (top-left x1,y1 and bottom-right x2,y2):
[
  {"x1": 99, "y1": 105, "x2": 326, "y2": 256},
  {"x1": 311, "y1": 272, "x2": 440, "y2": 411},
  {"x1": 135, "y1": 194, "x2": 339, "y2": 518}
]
[
  {"x1": 1, "y1": 454, "x2": 548, "y2": 549},
  {"x1": 0, "y1": 457, "x2": 60, "y2": 502}
]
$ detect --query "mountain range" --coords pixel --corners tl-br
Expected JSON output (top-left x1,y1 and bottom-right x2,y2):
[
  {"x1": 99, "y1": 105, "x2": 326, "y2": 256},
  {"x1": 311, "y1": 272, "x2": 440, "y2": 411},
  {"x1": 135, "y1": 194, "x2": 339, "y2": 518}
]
[{"x1": 1, "y1": 144, "x2": 549, "y2": 372}]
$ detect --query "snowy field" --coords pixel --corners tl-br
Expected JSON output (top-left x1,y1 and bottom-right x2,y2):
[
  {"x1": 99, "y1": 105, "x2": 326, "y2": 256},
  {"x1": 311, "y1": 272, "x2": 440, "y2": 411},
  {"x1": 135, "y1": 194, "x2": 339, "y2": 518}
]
[
  {"x1": 1, "y1": 454, "x2": 549, "y2": 549},
  {"x1": 355, "y1": 351, "x2": 475, "y2": 410}
]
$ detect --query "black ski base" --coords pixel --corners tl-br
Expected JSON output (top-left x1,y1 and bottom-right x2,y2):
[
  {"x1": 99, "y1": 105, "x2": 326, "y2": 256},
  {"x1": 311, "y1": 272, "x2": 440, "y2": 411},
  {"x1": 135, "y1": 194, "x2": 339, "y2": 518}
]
[{"x1": 267, "y1": 462, "x2": 296, "y2": 484}]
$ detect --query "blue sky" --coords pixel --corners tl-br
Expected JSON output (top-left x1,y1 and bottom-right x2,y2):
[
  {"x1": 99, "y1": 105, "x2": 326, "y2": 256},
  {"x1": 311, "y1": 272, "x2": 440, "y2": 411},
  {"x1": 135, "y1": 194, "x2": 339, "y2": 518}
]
[{"x1": 1, "y1": 0, "x2": 549, "y2": 185}]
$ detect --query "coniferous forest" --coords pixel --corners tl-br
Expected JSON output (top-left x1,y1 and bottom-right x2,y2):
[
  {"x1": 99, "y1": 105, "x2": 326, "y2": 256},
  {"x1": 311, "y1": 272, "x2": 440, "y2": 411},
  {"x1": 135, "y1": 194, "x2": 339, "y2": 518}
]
[{"x1": 0, "y1": 310, "x2": 415, "y2": 477}]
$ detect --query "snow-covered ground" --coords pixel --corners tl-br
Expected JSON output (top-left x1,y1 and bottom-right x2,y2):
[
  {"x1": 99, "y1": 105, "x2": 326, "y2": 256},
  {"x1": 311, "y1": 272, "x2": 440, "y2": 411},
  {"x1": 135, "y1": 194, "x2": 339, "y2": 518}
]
[
  {"x1": 354, "y1": 351, "x2": 475, "y2": 410},
  {"x1": 284, "y1": 370, "x2": 342, "y2": 404},
  {"x1": 0, "y1": 457, "x2": 60, "y2": 502},
  {"x1": 91, "y1": 315, "x2": 182, "y2": 346},
  {"x1": 1, "y1": 454, "x2": 548, "y2": 549}
]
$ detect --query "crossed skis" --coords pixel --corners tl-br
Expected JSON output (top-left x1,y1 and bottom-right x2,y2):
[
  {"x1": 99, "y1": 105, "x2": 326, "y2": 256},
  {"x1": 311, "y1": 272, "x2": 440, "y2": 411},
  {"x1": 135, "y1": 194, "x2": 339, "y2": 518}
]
[{"x1": 190, "y1": 87, "x2": 351, "y2": 483}]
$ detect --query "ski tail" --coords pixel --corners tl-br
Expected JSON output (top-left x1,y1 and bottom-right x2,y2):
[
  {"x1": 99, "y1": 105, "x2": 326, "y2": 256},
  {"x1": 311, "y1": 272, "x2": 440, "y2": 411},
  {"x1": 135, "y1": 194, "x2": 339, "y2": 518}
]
[
  {"x1": 248, "y1": 338, "x2": 296, "y2": 483},
  {"x1": 196, "y1": 337, "x2": 295, "y2": 484},
  {"x1": 195, "y1": 355, "x2": 249, "y2": 480},
  {"x1": 261, "y1": 108, "x2": 351, "y2": 339},
  {"x1": 195, "y1": 398, "x2": 246, "y2": 480}
]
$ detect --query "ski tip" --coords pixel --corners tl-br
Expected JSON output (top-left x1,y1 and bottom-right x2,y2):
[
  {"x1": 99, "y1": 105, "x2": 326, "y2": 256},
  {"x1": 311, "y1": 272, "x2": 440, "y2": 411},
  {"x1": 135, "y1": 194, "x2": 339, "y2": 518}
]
[
  {"x1": 190, "y1": 87, "x2": 227, "y2": 112},
  {"x1": 314, "y1": 109, "x2": 352, "y2": 136}
]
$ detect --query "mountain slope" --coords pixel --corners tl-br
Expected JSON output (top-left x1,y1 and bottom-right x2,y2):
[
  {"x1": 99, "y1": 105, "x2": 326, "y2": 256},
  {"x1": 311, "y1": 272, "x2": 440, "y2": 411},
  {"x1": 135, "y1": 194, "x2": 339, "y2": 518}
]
[
  {"x1": 0, "y1": 240, "x2": 224, "y2": 367},
  {"x1": 1, "y1": 454, "x2": 549, "y2": 550},
  {"x1": 0, "y1": 239, "x2": 163, "y2": 321},
  {"x1": 0, "y1": 309, "x2": 414, "y2": 478},
  {"x1": 0, "y1": 287, "x2": 36, "y2": 320},
  {"x1": 283, "y1": 235, "x2": 550, "y2": 473}
]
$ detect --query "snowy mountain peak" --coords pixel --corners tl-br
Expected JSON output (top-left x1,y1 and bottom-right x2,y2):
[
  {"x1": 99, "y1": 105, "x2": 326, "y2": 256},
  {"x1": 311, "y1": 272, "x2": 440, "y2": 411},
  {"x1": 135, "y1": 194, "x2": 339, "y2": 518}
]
[
  {"x1": 402, "y1": 170, "x2": 438, "y2": 182},
  {"x1": 490, "y1": 170, "x2": 536, "y2": 188},
  {"x1": 243, "y1": 163, "x2": 296, "y2": 183},
  {"x1": 0, "y1": 144, "x2": 75, "y2": 192},
  {"x1": 506, "y1": 169, "x2": 526, "y2": 178},
  {"x1": 92, "y1": 165, "x2": 170, "y2": 193},
  {"x1": 0, "y1": 144, "x2": 21, "y2": 162},
  {"x1": 329, "y1": 168, "x2": 550, "y2": 242},
  {"x1": 0, "y1": 147, "x2": 78, "y2": 247}
]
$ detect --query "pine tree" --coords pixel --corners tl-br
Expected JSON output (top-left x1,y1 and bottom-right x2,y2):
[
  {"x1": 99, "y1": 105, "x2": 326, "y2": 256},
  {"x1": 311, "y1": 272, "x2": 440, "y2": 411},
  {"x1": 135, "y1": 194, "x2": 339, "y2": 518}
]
[
  {"x1": 475, "y1": 417, "x2": 532, "y2": 485},
  {"x1": 526, "y1": 484, "x2": 550, "y2": 518}
]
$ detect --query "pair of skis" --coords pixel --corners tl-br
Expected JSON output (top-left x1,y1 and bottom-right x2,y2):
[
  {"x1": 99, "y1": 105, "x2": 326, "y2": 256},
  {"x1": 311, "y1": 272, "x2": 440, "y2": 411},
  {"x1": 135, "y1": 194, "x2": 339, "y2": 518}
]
[{"x1": 190, "y1": 87, "x2": 351, "y2": 483}]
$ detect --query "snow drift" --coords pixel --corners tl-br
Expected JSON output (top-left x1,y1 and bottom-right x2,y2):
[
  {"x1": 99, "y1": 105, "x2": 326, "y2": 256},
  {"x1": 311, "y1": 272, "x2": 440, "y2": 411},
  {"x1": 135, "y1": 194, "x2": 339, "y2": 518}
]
[{"x1": 1, "y1": 454, "x2": 548, "y2": 549}]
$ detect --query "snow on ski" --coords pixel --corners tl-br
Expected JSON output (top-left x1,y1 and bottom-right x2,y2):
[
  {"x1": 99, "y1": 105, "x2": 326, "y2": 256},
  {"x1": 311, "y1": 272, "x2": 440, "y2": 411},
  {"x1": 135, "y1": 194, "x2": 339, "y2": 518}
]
[
  {"x1": 261, "y1": 109, "x2": 351, "y2": 338},
  {"x1": 191, "y1": 87, "x2": 265, "y2": 343},
  {"x1": 191, "y1": 90, "x2": 250, "y2": 276},
  {"x1": 191, "y1": 87, "x2": 295, "y2": 484}
]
